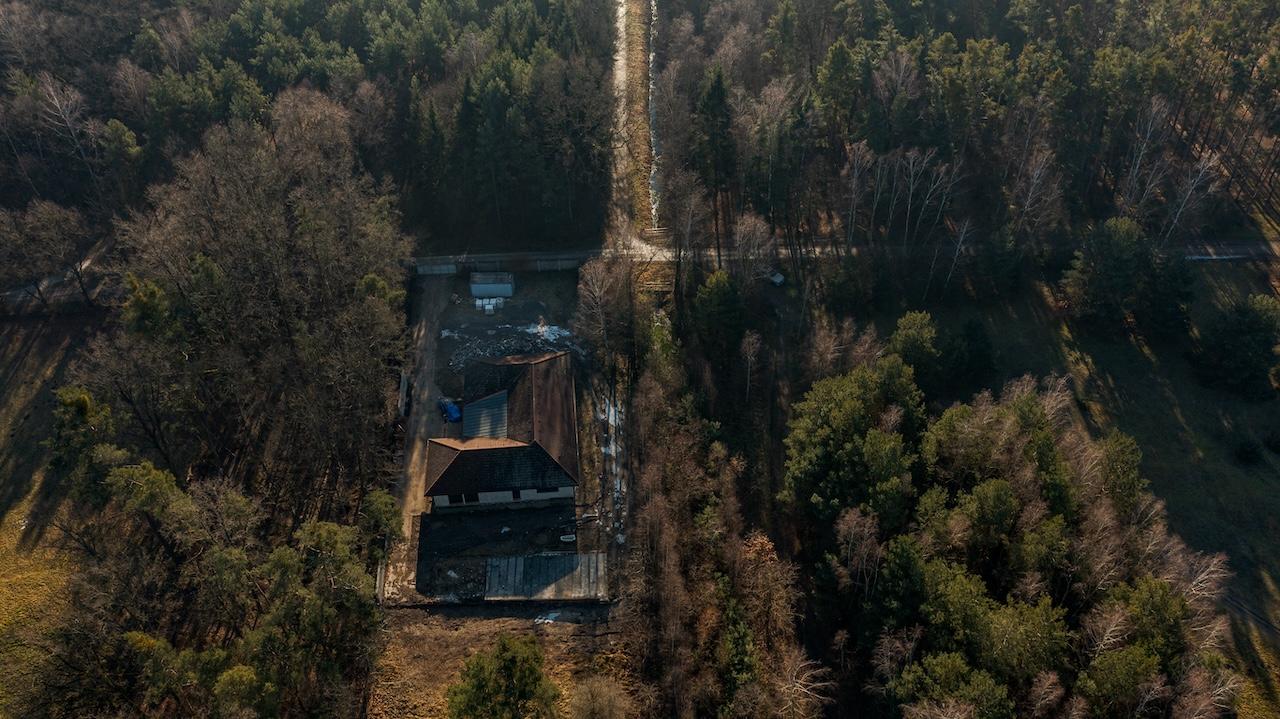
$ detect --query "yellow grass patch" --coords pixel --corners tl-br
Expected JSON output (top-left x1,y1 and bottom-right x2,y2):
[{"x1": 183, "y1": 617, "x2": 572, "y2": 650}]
[
  {"x1": 0, "y1": 317, "x2": 91, "y2": 715},
  {"x1": 0, "y1": 496, "x2": 72, "y2": 715}
]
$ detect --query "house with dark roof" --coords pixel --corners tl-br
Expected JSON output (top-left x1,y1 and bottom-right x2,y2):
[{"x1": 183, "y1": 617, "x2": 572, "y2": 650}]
[{"x1": 426, "y1": 352, "x2": 579, "y2": 510}]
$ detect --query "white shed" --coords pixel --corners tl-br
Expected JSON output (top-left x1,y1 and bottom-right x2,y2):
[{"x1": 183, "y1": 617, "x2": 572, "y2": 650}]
[{"x1": 470, "y1": 272, "x2": 514, "y2": 298}]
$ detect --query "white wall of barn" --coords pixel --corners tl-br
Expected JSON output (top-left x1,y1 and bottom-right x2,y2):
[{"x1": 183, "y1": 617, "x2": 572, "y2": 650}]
[
  {"x1": 432, "y1": 485, "x2": 574, "y2": 508},
  {"x1": 469, "y1": 283, "x2": 514, "y2": 298}
]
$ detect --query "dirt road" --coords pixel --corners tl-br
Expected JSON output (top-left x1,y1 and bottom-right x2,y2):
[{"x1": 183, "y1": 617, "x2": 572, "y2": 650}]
[{"x1": 382, "y1": 278, "x2": 450, "y2": 605}]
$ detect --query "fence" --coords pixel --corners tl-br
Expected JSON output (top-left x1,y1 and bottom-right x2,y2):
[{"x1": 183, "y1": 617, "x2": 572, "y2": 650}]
[{"x1": 411, "y1": 250, "x2": 601, "y2": 276}]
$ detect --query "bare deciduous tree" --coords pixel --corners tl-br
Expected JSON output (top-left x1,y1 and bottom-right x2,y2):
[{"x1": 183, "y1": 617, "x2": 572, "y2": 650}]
[
  {"x1": 770, "y1": 645, "x2": 834, "y2": 719},
  {"x1": 110, "y1": 59, "x2": 152, "y2": 124},
  {"x1": 832, "y1": 507, "x2": 883, "y2": 594},
  {"x1": 348, "y1": 80, "x2": 395, "y2": 165},
  {"x1": 1082, "y1": 602, "x2": 1131, "y2": 657},
  {"x1": 1009, "y1": 142, "x2": 1063, "y2": 241},
  {"x1": 942, "y1": 218, "x2": 973, "y2": 293},
  {"x1": 849, "y1": 325, "x2": 882, "y2": 368},
  {"x1": 806, "y1": 312, "x2": 856, "y2": 380},
  {"x1": 1161, "y1": 152, "x2": 1221, "y2": 245},
  {"x1": 1120, "y1": 97, "x2": 1171, "y2": 220},
  {"x1": 872, "y1": 49, "x2": 921, "y2": 141},
  {"x1": 576, "y1": 259, "x2": 613, "y2": 351},
  {"x1": 744, "y1": 77, "x2": 795, "y2": 221},
  {"x1": 871, "y1": 626, "x2": 923, "y2": 686},
  {"x1": 903, "y1": 698, "x2": 977, "y2": 719},
  {"x1": 156, "y1": 8, "x2": 197, "y2": 71},
  {"x1": 841, "y1": 141, "x2": 874, "y2": 248},
  {"x1": 914, "y1": 155, "x2": 958, "y2": 248},
  {"x1": 660, "y1": 164, "x2": 710, "y2": 294},
  {"x1": 1134, "y1": 675, "x2": 1172, "y2": 717},
  {"x1": 1078, "y1": 501, "x2": 1124, "y2": 599},
  {"x1": 733, "y1": 211, "x2": 775, "y2": 283},
  {"x1": 271, "y1": 86, "x2": 354, "y2": 180},
  {"x1": 36, "y1": 72, "x2": 98, "y2": 188},
  {"x1": 868, "y1": 150, "x2": 891, "y2": 244},
  {"x1": 740, "y1": 330, "x2": 762, "y2": 404},
  {"x1": 0, "y1": 200, "x2": 89, "y2": 307},
  {"x1": 575, "y1": 256, "x2": 633, "y2": 367},
  {"x1": 736, "y1": 532, "x2": 799, "y2": 654},
  {"x1": 1066, "y1": 696, "x2": 1090, "y2": 719},
  {"x1": 1172, "y1": 666, "x2": 1240, "y2": 719},
  {"x1": 0, "y1": 1, "x2": 45, "y2": 68},
  {"x1": 1026, "y1": 671, "x2": 1065, "y2": 717}
]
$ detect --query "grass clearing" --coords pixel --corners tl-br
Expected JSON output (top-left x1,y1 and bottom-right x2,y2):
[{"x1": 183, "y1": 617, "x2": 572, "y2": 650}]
[
  {"x1": 866, "y1": 259, "x2": 1280, "y2": 716},
  {"x1": 0, "y1": 495, "x2": 72, "y2": 715},
  {"x1": 369, "y1": 607, "x2": 628, "y2": 717},
  {"x1": 0, "y1": 315, "x2": 97, "y2": 714}
]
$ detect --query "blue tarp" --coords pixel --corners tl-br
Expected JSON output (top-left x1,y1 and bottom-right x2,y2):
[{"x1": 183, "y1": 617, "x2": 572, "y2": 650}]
[{"x1": 438, "y1": 399, "x2": 462, "y2": 422}]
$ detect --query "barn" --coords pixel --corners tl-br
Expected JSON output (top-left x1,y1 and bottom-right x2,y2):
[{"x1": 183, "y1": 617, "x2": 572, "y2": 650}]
[{"x1": 425, "y1": 352, "x2": 579, "y2": 511}]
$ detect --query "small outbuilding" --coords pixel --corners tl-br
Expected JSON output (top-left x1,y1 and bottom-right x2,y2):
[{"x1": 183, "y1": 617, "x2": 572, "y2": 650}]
[{"x1": 470, "y1": 272, "x2": 515, "y2": 298}]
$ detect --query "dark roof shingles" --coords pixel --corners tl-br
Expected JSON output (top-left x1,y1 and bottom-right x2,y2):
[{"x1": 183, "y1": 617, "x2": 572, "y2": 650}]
[{"x1": 426, "y1": 444, "x2": 574, "y2": 496}]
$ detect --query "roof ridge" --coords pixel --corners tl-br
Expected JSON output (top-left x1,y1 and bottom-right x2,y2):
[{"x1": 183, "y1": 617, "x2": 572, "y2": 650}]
[
  {"x1": 425, "y1": 439, "x2": 461, "y2": 495},
  {"x1": 480, "y1": 350, "x2": 567, "y2": 366},
  {"x1": 431, "y1": 437, "x2": 529, "y2": 450},
  {"x1": 530, "y1": 440, "x2": 578, "y2": 485},
  {"x1": 467, "y1": 388, "x2": 508, "y2": 404},
  {"x1": 526, "y1": 350, "x2": 567, "y2": 364}
]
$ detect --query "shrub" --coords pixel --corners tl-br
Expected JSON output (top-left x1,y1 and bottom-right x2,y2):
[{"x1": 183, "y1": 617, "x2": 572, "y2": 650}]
[
  {"x1": 569, "y1": 676, "x2": 631, "y2": 719},
  {"x1": 823, "y1": 255, "x2": 878, "y2": 315},
  {"x1": 692, "y1": 270, "x2": 744, "y2": 366},
  {"x1": 1235, "y1": 440, "x2": 1263, "y2": 466},
  {"x1": 446, "y1": 635, "x2": 558, "y2": 719},
  {"x1": 1264, "y1": 430, "x2": 1280, "y2": 455},
  {"x1": 941, "y1": 319, "x2": 995, "y2": 395},
  {"x1": 1196, "y1": 294, "x2": 1280, "y2": 397},
  {"x1": 1060, "y1": 218, "x2": 1191, "y2": 330}
]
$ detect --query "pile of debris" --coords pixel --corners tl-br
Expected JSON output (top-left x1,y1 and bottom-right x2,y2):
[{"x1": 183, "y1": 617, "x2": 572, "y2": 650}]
[{"x1": 442, "y1": 322, "x2": 582, "y2": 373}]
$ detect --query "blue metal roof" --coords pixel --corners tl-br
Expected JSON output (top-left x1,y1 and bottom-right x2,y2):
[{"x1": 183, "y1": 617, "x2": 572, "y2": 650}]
[{"x1": 463, "y1": 390, "x2": 509, "y2": 438}]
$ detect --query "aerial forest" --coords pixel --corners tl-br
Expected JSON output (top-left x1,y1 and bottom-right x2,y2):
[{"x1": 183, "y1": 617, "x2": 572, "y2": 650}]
[
  {"x1": 619, "y1": 0, "x2": 1279, "y2": 716},
  {"x1": 0, "y1": 0, "x2": 1278, "y2": 716}
]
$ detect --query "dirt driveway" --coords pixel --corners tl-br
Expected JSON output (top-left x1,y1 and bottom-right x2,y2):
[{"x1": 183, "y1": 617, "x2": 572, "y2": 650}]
[{"x1": 383, "y1": 277, "x2": 450, "y2": 605}]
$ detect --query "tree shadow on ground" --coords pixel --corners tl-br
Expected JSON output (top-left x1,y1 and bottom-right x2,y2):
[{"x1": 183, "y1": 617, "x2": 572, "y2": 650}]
[{"x1": 0, "y1": 314, "x2": 99, "y2": 547}]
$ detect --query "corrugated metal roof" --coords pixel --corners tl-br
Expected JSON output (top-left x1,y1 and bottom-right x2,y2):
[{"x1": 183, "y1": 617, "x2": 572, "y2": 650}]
[
  {"x1": 463, "y1": 390, "x2": 509, "y2": 438},
  {"x1": 469, "y1": 272, "x2": 513, "y2": 285}
]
